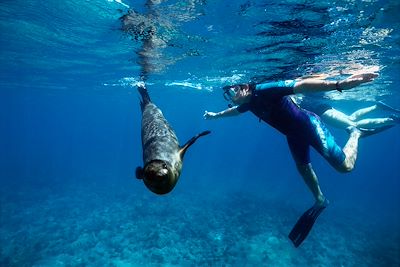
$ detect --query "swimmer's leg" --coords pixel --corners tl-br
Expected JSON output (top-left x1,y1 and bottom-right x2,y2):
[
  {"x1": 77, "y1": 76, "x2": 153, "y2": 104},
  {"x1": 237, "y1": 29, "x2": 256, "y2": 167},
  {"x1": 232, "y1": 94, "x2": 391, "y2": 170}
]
[
  {"x1": 320, "y1": 108, "x2": 356, "y2": 129},
  {"x1": 287, "y1": 138, "x2": 325, "y2": 205},
  {"x1": 308, "y1": 114, "x2": 357, "y2": 173},
  {"x1": 341, "y1": 124, "x2": 395, "y2": 171},
  {"x1": 287, "y1": 136, "x2": 329, "y2": 248},
  {"x1": 296, "y1": 163, "x2": 325, "y2": 205},
  {"x1": 340, "y1": 128, "x2": 362, "y2": 172},
  {"x1": 349, "y1": 105, "x2": 378, "y2": 120},
  {"x1": 355, "y1": 117, "x2": 397, "y2": 129}
]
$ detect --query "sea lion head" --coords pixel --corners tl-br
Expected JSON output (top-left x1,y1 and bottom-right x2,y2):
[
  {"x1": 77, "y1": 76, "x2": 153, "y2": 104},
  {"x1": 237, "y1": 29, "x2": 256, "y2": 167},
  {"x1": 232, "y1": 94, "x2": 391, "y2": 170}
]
[{"x1": 136, "y1": 160, "x2": 178, "y2": 195}]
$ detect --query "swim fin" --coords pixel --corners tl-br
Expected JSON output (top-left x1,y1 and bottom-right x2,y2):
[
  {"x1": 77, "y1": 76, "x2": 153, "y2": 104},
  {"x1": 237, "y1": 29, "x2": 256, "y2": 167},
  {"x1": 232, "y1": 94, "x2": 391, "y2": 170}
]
[
  {"x1": 289, "y1": 200, "x2": 328, "y2": 248},
  {"x1": 377, "y1": 101, "x2": 400, "y2": 114},
  {"x1": 346, "y1": 125, "x2": 395, "y2": 138}
]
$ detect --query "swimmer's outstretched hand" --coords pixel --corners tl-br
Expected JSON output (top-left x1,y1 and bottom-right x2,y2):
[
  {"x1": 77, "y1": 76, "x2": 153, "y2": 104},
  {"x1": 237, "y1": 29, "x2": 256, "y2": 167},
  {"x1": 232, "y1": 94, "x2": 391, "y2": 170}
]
[
  {"x1": 203, "y1": 111, "x2": 217, "y2": 120},
  {"x1": 339, "y1": 72, "x2": 379, "y2": 91}
]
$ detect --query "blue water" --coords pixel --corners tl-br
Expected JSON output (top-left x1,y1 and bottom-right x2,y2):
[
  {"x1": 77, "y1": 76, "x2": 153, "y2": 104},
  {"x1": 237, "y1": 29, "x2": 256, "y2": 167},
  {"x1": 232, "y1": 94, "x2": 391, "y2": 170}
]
[{"x1": 1, "y1": 0, "x2": 400, "y2": 266}]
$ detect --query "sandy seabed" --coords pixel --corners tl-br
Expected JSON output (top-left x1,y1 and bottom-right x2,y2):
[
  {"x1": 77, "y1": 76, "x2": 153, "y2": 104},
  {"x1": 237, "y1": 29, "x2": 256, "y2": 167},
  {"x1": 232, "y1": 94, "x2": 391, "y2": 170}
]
[{"x1": 1, "y1": 180, "x2": 399, "y2": 267}]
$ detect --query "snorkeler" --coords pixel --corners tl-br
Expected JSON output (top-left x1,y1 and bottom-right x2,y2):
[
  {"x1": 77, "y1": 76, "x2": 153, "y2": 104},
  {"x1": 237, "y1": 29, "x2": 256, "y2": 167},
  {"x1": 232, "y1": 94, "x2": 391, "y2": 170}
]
[
  {"x1": 203, "y1": 73, "x2": 384, "y2": 247},
  {"x1": 296, "y1": 96, "x2": 400, "y2": 131}
]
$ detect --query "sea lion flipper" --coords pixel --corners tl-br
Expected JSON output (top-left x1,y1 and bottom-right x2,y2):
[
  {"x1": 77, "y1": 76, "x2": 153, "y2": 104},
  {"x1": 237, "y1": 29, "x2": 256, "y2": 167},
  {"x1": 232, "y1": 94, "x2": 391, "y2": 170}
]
[
  {"x1": 179, "y1": 130, "x2": 211, "y2": 159},
  {"x1": 137, "y1": 85, "x2": 151, "y2": 111},
  {"x1": 136, "y1": 167, "x2": 144, "y2": 179}
]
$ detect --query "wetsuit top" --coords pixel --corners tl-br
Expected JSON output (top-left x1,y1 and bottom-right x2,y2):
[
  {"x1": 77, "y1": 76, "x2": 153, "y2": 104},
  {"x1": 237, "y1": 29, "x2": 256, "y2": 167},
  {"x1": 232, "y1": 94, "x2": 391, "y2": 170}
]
[
  {"x1": 236, "y1": 80, "x2": 346, "y2": 167},
  {"x1": 236, "y1": 80, "x2": 304, "y2": 136},
  {"x1": 299, "y1": 97, "x2": 332, "y2": 116}
]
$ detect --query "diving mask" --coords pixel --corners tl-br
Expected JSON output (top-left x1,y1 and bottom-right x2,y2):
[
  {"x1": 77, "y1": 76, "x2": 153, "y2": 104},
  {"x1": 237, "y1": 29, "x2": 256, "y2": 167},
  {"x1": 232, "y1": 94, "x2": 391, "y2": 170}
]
[{"x1": 223, "y1": 85, "x2": 240, "y2": 102}]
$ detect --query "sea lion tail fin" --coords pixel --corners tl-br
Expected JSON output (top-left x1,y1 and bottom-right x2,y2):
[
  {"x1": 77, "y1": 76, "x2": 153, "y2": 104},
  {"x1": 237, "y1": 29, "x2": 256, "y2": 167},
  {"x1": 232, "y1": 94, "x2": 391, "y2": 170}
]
[
  {"x1": 137, "y1": 85, "x2": 151, "y2": 111},
  {"x1": 179, "y1": 130, "x2": 211, "y2": 159}
]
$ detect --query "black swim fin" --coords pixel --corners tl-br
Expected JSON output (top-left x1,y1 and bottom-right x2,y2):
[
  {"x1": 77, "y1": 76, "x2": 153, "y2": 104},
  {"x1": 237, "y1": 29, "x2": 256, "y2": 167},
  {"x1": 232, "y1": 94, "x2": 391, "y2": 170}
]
[{"x1": 289, "y1": 200, "x2": 328, "y2": 248}]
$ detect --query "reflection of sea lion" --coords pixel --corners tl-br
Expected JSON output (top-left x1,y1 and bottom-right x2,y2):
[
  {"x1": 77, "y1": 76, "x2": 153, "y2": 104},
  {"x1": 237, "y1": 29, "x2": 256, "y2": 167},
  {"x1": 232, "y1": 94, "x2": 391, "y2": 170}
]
[{"x1": 135, "y1": 85, "x2": 210, "y2": 194}]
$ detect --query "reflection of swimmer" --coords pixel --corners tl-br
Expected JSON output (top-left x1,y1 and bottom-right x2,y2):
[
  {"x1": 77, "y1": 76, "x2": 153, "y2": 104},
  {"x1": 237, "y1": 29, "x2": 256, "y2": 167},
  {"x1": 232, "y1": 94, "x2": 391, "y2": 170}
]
[
  {"x1": 203, "y1": 73, "x2": 383, "y2": 247},
  {"x1": 296, "y1": 96, "x2": 400, "y2": 130},
  {"x1": 120, "y1": 10, "x2": 156, "y2": 41},
  {"x1": 120, "y1": 1, "x2": 205, "y2": 78},
  {"x1": 120, "y1": 7, "x2": 167, "y2": 79}
]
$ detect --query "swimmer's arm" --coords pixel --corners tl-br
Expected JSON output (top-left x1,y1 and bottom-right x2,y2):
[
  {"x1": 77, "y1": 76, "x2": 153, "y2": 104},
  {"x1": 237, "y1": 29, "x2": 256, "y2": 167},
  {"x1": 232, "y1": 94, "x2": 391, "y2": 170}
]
[
  {"x1": 293, "y1": 79, "x2": 337, "y2": 93},
  {"x1": 203, "y1": 107, "x2": 241, "y2": 120},
  {"x1": 293, "y1": 73, "x2": 378, "y2": 94}
]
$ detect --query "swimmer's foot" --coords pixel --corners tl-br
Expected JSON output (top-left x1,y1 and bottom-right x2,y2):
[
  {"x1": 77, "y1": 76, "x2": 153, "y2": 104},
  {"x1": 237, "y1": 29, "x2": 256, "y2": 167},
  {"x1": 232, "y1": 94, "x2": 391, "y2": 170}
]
[{"x1": 315, "y1": 197, "x2": 329, "y2": 209}]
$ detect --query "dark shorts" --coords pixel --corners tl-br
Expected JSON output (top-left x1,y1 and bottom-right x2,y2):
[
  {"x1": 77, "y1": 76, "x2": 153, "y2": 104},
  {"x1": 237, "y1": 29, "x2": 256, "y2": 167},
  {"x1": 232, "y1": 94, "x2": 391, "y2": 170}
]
[{"x1": 287, "y1": 113, "x2": 345, "y2": 168}]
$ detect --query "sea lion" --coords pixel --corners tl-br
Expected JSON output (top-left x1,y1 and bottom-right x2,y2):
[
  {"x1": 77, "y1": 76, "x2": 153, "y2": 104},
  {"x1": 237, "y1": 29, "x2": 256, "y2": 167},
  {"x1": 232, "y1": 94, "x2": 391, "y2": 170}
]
[{"x1": 135, "y1": 85, "x2": 210, "y2": 194}]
